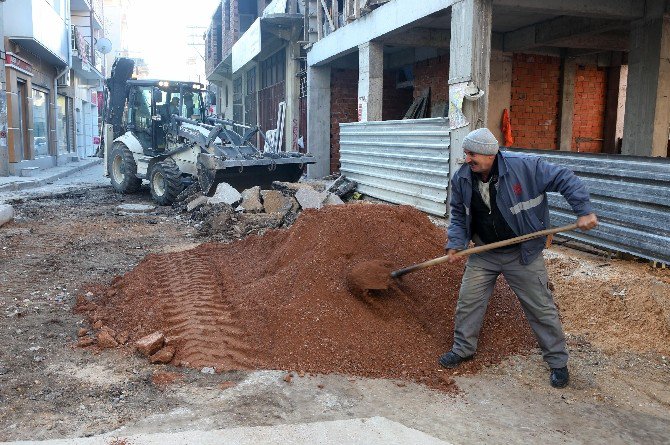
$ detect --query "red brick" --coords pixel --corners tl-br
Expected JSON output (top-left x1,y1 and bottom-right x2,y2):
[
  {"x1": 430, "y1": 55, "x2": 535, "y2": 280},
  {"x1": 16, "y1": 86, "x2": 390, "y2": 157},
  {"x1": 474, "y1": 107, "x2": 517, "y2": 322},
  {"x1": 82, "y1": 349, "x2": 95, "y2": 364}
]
[{"x1": 135, "y1": 331, "x2": 165, "y2": 357}]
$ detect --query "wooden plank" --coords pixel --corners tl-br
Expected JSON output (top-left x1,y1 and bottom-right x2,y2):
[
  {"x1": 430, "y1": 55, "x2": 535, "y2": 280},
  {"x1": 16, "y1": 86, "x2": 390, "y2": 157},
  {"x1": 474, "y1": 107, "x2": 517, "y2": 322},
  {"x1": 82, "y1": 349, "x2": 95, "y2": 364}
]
[{"x1": 320, "y1": 0, "x2": 336, "y2": 31}]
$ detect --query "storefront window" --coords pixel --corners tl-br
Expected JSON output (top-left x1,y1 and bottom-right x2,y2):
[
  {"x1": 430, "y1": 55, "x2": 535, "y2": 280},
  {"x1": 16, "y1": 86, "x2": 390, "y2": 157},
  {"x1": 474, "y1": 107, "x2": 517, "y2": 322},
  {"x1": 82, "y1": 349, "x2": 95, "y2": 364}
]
[
  {"x1": 57, "y1": 95, "x2": 69, "y2": 154},
  {"x1": 32, "y1": 89, "x2": 49, "y2": 157}
]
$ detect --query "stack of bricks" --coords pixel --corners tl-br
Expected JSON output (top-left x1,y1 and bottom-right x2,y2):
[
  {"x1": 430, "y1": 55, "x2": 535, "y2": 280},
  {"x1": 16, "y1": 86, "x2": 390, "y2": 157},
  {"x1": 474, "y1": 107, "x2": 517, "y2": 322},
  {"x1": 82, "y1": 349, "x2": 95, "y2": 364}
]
[
  {"x1": 412, "y1": 56, "x2": 450, "y2": 116},
  {"x1": 572, "y1": 65, "x2": 608, "y2": 153},
  {"x1": 330, "y1": 69, "x2": 359, "y2": 173},
  {"x1": 509, "y1": 53, "x2": 562, "y2": 150}
]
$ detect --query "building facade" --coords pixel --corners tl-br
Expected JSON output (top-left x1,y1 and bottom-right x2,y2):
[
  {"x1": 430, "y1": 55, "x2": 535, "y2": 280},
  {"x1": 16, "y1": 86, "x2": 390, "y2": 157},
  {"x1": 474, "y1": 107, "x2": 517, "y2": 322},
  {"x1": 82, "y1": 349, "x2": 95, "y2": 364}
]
[
  {"x1": 303, "y1": 0, "x2": 670, "y2": 179},
  {"x1": 205, "y1": 0, "x2": 305, "y2": 152},
  {"x1": 1, "y1": 0, "x2": 108, "y2": 177}
]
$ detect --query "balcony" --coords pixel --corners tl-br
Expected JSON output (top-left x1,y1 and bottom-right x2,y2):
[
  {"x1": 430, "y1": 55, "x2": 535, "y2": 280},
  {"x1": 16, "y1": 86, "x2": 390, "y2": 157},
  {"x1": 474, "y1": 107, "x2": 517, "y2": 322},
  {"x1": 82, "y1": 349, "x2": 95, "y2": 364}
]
[
  {"x1": 71, "y1": 0, "x2": 104, "y2": 30},
  {"x1": 71, "y1": 25, "x2": 104, "y2": 80},
  {"x1": 3, "y1": 0, "x2": 69, "y2": 67}
]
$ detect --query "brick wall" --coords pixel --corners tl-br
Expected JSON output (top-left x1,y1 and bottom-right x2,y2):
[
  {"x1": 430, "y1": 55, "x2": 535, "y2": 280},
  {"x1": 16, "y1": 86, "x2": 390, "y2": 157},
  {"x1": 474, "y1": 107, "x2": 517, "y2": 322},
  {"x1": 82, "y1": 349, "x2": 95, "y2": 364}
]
[
  {"x1": 224, "y1": 0, "x2": 239, "y2": 58},
  {"x1": 328, "y1": 69, "x2": 412, "y2": 173},
  {"x1": 572, "y1": 65, "x2": 608, "y2": 153},
  {"x1": 510, "y1": 53, "x2": 561, "y2": 149},
  {"x1": 330, "y1": 69, "x2": 358, "y2": 173},
  {"x1": 413, "y1": 55, "x2": 449, "y2": 117}
]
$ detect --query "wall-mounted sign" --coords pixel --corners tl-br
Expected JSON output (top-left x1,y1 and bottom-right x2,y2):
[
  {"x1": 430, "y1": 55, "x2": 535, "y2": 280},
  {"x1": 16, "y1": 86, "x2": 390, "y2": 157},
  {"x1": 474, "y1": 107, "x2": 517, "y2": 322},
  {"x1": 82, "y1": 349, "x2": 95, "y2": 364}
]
[{"x1": 5, "y1": 53, "x2": 33, "y2": 77}]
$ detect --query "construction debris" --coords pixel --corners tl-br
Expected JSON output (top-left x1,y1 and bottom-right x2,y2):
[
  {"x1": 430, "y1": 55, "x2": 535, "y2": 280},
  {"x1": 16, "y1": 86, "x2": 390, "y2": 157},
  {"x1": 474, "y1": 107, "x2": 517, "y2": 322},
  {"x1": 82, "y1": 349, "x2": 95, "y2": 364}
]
[
  {"x1": 0, "y1": 204, "x2": 15, "y2": 227},
  {"x1": 240, "y1": 186, "x2": 263, "y2": 213},
  {"x1": 208, "y1": 183, "x2": 242, "y2": 206},
  {"x1": 173, "y1": 178, "x2": 358, "y2": 241}
]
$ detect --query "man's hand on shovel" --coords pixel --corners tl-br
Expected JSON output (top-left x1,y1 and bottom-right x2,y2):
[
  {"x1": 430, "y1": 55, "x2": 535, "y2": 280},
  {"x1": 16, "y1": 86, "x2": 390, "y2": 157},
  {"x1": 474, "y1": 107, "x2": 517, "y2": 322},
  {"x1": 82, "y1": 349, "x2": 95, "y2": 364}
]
[
  {"x1": 577, "y1": 213, "x2": 598, "y2": 231},
  {"x1": 446, "y1": 249, "x2": 461, "y2": 264}
]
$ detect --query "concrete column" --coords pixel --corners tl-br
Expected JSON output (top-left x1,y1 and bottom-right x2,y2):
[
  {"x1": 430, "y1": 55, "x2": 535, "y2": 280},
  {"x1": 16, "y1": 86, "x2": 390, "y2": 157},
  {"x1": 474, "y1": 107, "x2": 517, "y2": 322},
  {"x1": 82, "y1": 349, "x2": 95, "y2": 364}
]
[
  {"x1": 306, "y1": 64, "x2": 331, "y2": 178},
  {"x1": 487, "y1": 49, "x2": 512, "y2": 144},
  {"x1": 357, "y1": 41, "x2": 383, "y2": 122},
  {"x1": 558, "y1": 57, "x2": 576, "y2": 151},
  {"x1": 0, "y1": 1, "x2": 8, "y2": 176},
  {"x1": 449, "y1": 0, "x2": 492, "y2": 180},
  {"x1": 285, "y1": 40, "x2": 301, "y2": 151},
  {"x1": 622, "y1": 12, "x2": 670, "y2": 157}
]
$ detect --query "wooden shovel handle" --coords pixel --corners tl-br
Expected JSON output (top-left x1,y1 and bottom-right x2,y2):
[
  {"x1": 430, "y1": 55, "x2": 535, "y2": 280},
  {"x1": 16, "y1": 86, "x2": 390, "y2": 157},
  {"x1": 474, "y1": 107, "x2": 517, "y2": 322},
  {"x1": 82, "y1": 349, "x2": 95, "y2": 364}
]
[{"x1": 390, "y1": 223, "x2": 578, "y2": 278}]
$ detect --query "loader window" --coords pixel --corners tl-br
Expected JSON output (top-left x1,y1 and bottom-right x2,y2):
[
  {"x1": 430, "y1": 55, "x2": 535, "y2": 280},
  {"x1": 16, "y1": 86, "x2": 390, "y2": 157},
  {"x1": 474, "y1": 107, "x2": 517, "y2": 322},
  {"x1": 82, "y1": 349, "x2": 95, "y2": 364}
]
[
  {"x1": 132, "y1": 87, "x2": 153, "y2": 148},
  {"x1": 182, "y1": 91, "x2": 204, "y2": 121},
  {"x1": 133, "y1": 87, "x2": 153, "y2": 132}
]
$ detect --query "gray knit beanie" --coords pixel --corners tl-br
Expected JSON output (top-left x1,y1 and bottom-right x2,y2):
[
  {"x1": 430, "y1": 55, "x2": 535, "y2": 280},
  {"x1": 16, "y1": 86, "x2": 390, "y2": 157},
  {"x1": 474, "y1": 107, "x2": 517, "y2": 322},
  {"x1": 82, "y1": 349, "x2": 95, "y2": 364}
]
[{"x1": 462, "y1": 128, "x2": 499, "y2": 155}]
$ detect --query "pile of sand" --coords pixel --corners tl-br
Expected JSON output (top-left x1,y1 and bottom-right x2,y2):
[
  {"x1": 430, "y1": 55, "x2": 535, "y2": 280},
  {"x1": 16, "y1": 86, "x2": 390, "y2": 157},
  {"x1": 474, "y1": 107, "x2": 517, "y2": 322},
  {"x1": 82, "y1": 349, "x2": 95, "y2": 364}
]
[{"x1": 77, "y1": 204, "x2": 535, "y2": 390}]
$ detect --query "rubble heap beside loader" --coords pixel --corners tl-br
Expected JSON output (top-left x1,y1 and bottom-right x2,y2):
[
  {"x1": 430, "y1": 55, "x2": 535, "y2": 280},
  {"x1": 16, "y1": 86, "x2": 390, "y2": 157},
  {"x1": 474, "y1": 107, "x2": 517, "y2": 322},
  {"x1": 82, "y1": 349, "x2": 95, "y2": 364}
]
[{"x1": 100, "y1": 58, "x2": 315, "y2": 205}]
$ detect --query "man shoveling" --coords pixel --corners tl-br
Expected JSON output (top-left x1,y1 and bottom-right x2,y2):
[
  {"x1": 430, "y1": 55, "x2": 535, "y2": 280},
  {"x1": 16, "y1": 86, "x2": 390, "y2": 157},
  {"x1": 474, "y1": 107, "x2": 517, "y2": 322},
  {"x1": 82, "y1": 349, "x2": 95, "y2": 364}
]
[{"x1": 439, "y1": 128, "x2": 598, "y2": 388}]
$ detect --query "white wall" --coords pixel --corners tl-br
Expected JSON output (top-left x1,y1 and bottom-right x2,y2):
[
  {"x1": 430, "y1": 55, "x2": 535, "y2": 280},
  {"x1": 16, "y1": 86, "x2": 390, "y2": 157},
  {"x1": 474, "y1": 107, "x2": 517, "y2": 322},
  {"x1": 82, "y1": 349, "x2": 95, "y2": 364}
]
[{"x1": 3, "y1": 0, "x2": 69, "y2": 63}]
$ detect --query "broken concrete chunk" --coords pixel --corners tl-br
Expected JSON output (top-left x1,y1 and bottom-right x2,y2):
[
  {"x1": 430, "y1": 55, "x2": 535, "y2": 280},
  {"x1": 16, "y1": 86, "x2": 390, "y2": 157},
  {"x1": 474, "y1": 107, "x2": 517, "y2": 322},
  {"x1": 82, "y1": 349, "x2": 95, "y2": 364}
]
[
  {"x1": 323, "y1": 193, "x2": 345, "y2": 206},
  {"x1": 327, "y1": 176, "x2": 357, "y2": 197},
  {"x1": 208, "y1": 182, "x2": 242, "y2": 206},
  {"x1": 135, "y1": 331, "x2": 165, "y2": 357},
  {"x1": 261, "y1": 190, "x2": 293, "y2": 215},
  {"x1": 117, "y1": 203, "x2": 155, "y2": 214},
  {"x1": 97, "y1": 330, "x2": 118, "y2": 349},
  {"x1": 0, "y1": 204, "x2": 15, "y2": 228},
  {"x1": 186, "y1": 195, "x2": 209, "y2": 212},
  {"x1": 295, "y1": 188, "x2": 328, "y2": 210},
  {"x1": 240, "y1": 186, "x2": 263, "y2": 213},
  {"x1": 149, "y1": 346, "x2": 176, "y2": 364},
  {"x1": 271, "y1": 181, "x2": 322, "y2": 197}
]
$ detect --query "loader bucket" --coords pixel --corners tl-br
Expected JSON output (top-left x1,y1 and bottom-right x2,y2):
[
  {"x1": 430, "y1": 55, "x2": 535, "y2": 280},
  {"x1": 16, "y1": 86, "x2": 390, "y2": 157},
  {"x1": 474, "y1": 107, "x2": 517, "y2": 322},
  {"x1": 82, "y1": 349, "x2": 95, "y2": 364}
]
[{"x1": 197, "y1": 152, "x2": 316, "y2": 195}]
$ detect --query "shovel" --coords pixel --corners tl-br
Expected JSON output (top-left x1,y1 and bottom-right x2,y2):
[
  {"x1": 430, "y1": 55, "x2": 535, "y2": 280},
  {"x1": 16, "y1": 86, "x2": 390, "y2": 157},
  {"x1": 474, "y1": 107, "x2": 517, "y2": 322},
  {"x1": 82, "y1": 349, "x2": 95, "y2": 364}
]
[{"x1": 347, "y1": 223, "x2": 578, "y2": 295}]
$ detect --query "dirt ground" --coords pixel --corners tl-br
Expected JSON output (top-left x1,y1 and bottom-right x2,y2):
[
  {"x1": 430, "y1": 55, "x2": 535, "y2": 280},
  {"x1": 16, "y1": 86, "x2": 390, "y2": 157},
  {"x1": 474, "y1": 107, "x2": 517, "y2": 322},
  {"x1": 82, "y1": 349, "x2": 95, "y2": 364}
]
[{"x1": 1, "y1": 184, "x2": 669, "y2": 444}]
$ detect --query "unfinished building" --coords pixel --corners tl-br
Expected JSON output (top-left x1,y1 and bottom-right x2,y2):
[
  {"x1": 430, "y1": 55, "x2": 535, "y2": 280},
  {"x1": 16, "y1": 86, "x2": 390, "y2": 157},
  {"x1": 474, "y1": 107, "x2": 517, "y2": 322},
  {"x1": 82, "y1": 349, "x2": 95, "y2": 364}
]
[{"x1": 301, "y1": 0, "x2": 670, "y2": 264}]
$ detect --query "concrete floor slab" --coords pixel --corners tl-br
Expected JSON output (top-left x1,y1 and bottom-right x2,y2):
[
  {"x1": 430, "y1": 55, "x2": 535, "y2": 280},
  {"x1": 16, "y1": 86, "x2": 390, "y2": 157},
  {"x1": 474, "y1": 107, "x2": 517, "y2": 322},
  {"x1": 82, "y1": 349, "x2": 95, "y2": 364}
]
[{"x1": 1, "y1": 417, "x2": 452, "y2": 445}]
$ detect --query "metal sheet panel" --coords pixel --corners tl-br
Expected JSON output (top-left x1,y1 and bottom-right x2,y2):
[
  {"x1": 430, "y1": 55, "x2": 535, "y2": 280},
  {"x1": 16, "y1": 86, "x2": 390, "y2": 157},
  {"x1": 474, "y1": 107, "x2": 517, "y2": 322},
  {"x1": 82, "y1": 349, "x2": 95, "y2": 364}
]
[
  {"x1": 339, "y1": 118, "x2": 450, "y2": 216},
  {"x1": 510, "y1": 148, "x2": 670, "y2": 264}
]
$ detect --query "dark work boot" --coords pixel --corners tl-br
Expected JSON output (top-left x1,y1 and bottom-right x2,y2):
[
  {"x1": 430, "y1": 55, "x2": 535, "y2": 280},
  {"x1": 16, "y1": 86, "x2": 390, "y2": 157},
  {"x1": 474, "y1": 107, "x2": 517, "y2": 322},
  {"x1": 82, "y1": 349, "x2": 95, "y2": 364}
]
[
  {"x1": 438, "y1": 351, "x2": 472, "y2": 369},
  {"x1": 550, "y1": 367, "x2": 570, "y2": 388}
]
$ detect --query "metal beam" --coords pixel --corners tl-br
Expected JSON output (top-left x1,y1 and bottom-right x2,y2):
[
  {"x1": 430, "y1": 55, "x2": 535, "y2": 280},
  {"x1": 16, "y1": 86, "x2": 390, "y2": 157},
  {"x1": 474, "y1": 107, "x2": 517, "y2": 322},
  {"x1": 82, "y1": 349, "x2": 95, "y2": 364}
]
[
  {"x1": 504, "y1": 16, "x2": 629, "y2": 52},
  {"x1": 493, "y1": 0, "x2": 644, "y2": 19}
]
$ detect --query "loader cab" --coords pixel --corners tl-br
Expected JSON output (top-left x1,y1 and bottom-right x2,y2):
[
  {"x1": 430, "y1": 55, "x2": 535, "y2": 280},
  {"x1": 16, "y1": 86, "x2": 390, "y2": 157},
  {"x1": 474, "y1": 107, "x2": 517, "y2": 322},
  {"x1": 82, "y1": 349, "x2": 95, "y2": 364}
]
[{"x1": 125, "y1": 80, "x2": 207, "y2": 155}]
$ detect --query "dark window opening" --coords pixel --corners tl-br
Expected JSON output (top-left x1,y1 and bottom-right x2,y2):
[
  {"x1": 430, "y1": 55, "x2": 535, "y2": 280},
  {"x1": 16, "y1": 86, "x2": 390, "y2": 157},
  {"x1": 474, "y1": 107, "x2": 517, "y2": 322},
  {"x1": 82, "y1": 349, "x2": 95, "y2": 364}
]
[{"x1": 260, "y1": 49, "x2": 286, "y2": 89}]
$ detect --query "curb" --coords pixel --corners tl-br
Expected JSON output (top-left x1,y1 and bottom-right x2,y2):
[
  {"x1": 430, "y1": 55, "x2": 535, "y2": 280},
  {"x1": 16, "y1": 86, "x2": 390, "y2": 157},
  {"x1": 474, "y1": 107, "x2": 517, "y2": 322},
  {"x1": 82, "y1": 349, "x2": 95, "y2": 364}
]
[{"x1": 0, "y1": 158, "x2": 103, "y2": 193}]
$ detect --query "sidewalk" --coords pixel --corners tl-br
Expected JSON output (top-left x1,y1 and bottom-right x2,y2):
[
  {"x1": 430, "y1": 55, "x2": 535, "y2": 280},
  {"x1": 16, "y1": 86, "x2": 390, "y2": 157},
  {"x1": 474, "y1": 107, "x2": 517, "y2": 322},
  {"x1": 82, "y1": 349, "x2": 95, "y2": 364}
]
[{"x1": 0, "y1": 158, "x2": 103, "y2": 193}]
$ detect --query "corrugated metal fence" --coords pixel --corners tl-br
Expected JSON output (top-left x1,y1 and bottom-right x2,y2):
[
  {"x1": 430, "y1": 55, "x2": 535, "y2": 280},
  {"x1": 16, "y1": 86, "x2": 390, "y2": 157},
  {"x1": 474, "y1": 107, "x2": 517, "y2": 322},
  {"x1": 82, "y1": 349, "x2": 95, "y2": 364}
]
[
  {"x1": 510, "y1": 148, "x2": 670, "y2": 264},
  {"x1": 339, "y1": 118, "x2": 450, "y2": 216}
]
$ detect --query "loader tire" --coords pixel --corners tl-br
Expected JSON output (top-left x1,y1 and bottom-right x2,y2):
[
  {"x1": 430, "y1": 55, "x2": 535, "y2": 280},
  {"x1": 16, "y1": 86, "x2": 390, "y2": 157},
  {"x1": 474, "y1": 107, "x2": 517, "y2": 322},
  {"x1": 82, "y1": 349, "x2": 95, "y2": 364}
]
[
  {"x1": 109, "y1": 143, "x2": 142, "y2": 194},
  {"x1": 149, "y1": 159, "x2": 184, "y2": 205}
]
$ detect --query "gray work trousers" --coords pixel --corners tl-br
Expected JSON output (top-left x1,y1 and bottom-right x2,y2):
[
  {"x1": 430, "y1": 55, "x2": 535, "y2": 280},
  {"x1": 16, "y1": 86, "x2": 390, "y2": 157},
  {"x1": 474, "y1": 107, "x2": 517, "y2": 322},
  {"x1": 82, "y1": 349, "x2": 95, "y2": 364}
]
[{"x1": 451, "y1": 247, "x2": 568, "y2": 368}]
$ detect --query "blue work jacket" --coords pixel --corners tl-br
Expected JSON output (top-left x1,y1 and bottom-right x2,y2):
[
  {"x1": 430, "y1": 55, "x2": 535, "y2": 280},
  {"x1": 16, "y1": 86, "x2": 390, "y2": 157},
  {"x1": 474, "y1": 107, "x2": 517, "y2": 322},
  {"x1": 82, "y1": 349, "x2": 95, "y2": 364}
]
[{"x1": 446, "y1": 150, "x2": 594, "y2": 264}]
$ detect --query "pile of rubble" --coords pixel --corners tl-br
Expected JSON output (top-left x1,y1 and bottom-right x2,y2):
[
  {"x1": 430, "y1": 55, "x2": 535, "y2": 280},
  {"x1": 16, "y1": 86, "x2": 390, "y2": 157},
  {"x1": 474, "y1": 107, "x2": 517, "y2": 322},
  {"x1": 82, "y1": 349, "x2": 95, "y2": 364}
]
[{"x1": 174, "y1": 176, "x2": 357, "y2": 241}]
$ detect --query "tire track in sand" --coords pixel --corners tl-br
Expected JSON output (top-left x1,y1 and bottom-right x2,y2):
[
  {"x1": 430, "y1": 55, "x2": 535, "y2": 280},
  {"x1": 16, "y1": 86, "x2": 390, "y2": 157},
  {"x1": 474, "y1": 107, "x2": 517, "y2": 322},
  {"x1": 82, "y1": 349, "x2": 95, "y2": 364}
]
[{"x1": 150, "y1": 251, "x2": 255, "y2": 370}]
